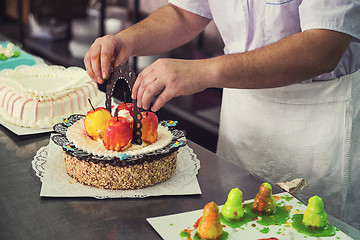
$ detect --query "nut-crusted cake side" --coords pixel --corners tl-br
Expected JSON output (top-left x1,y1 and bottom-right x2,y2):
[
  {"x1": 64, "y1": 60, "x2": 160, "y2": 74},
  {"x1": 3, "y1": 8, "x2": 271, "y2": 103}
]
[{"x1": 63, "y1": 150, "x2": 178, "y2": 190}]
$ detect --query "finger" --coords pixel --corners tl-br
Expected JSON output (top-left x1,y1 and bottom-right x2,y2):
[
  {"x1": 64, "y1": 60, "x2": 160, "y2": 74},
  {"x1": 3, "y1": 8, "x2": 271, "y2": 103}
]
[
  {"x1": 84, "y1": 49, "x2": 96, "y2": 82},
  {"x1": 132, "y1": 74, "x2": 142, "y2": 100},
  {"x1": 151, "y1": 88, "x2": 173, "y2": 112},
  {"x1": 89, "y1": 45, "x2": 104, "y2": 84},
  {"x1": 140, "y1": 80, "x2": 165, "y2": 110},
  {"x1": 136, "y1": 71, "x2": 158, "y2": 109},
  {"x1": 132, "y1": 63, "x2": 156, "y2": 99},
  {"x1": 99, "y1": 45, "x2": 115, "y2": 81}
]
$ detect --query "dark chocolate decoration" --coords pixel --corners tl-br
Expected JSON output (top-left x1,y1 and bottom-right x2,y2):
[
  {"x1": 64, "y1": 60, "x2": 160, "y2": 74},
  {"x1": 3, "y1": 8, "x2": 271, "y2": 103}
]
[{"x1": 105, "y1": 64, "x2": 143, "y2": 145}]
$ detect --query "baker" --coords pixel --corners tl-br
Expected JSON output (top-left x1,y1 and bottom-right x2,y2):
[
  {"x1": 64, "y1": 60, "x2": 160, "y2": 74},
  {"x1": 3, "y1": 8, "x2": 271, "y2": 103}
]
[{"x1": 84, "y1": 0, "x2": 360, "y2": 229}]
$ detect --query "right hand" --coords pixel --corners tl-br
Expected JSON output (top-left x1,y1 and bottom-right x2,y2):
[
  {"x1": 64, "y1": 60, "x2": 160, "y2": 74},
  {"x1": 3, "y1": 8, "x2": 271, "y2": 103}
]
[{"x1": 84, "y1": 34, "x2": 133, "y2": 84}]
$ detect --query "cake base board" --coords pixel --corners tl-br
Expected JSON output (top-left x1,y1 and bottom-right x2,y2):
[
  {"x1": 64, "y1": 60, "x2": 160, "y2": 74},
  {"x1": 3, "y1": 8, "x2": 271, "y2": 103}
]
[
  {"x1": 0, "y1": 117, "x2": 53, "y2": 135},
  {"x1": 32, "y1": 136, "x2": 202, "y2": 198}
]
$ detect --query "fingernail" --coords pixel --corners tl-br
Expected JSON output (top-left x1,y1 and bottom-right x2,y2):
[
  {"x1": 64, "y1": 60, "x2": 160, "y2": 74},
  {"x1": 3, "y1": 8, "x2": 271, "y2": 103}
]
[
  {"x1": 97, "y1": 77, "x2": 104, "y2": 84},
  {"x1": 102, "y1": 72, "x2": 108, "y2": 80}
]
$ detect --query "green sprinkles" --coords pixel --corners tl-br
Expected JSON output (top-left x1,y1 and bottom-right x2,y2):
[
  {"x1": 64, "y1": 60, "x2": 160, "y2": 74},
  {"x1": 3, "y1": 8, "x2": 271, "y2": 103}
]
[
  {"x1": 259, "y1": 227, "x2": 270, "y2": 234},
  {"x1": 282, "y1": 195, "x2": 293, "y2": 201}
]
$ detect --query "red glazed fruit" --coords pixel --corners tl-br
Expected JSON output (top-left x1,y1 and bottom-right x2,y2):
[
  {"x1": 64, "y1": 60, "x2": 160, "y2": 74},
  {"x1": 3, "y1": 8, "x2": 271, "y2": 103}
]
[
  {"x1": 141, "y1": 111, "x2": 158, "y2": 144},
  {"x1": 116, "y1": 102, "x2": 133, "y2": 117},
  {"x1": 102, "y1": 116, "x2": 133, "y2": 151}
]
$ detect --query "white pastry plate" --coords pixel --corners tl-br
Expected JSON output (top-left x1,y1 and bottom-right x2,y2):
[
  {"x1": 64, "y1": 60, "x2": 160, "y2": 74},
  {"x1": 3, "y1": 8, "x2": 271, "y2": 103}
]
[
  {"x1": 0, "y1": 117, "x2": 53, "y2": 135},
  {"x1": 147, "y1": 192, "x2": 352, "y2": 240}
]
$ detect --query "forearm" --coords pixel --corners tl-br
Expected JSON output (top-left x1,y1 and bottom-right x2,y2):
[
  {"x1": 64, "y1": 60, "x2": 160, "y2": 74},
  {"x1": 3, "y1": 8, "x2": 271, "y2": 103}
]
[
  {"x1": 118, "y1": 4, "x2": 210, "y2": 57},
  {"x1": 206, "y1": 29, "x2": 352, "y2": 89}
]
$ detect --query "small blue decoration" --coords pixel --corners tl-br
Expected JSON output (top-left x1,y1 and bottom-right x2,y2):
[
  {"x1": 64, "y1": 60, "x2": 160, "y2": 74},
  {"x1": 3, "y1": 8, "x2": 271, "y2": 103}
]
[
  {"x1": 62, "y1": 118, "x2": 71, "y2": 127},
  {"x1": 117, "y1": 153, "x2": 130, "y2": 160},
  {"x1": 167, "y1": 120, "x2": 178, "y2": 127},
  {"x1": 171, "y1": 141, "x2": 183, "y2": 149},
  {"x1": 63, "y1": 144, "x2": 75, "y2": 152}
]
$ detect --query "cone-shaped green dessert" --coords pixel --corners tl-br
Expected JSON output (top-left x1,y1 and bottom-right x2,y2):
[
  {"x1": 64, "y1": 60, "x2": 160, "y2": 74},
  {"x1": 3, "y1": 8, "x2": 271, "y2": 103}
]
[
  {"x1": 302, "y1": 195, "x2": 328, "y2": 229},
  {"x1": 221, "y1": 188, "x2": 244, "y2": 221},
  {"x1": 198, "y1": 202, "x2": 223, "y2": 239},
  {"x1": 252, "y1": 182, "x2": 276, "y2": 215}
]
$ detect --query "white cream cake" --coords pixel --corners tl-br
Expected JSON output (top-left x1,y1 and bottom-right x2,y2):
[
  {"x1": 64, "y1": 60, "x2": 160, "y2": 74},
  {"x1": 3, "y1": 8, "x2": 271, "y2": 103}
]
[{"x1": 0, "y1": 65, "x2": 103, "y2": 128}]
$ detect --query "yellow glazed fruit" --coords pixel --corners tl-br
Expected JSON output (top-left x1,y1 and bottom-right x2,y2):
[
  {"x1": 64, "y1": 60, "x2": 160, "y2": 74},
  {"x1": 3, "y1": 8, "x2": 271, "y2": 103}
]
[{"x1": 84, "y1": 107, "x2": 112, "y2": 140}]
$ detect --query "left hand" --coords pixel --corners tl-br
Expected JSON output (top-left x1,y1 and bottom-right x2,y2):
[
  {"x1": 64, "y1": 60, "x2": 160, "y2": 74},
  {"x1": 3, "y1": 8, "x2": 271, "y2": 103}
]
[{"x1": 131, "y1": 58, "x2": 211, "y2": 112}]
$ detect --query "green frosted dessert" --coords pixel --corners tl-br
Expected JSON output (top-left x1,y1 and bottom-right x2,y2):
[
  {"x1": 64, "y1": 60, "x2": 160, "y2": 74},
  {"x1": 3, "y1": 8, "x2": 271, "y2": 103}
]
[
  {"x1": 221, "y1": 188, "x2": 244, "y2": 221},
  {"x1": 252, "y1": 182, "x2": 276, "y2": 215},
  {"x1": 302, "y1": 195, "x2": 328, "y2": 229}
]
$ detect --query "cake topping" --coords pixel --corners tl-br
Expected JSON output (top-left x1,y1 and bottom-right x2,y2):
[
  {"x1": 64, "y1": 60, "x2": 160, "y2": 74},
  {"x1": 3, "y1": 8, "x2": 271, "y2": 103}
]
[
  {"x1": 116, "y1": 102, "x2": 134, "y2": 118},
  {"x1": 116, "y1": 153, "x2": 130, "y2": 160},
  {"x1": 64, "y1": 144, "x2": 75, "y2": 152},
  {"x1": 167, "y1": 120, "x2": 178, "y2": 127},
  {"x1": 84, "y1": 106, "x2": 112, "y2": 141},
  {"x1": 221, "y1": 187, "x2": 245, "y2": 221},
  {"x1": 302, "y1": 195, "x2": 328, "y2": 229},
  {"x1": 0, "y1": 42, "x2": 20, "y2": 60},
  {"x1": 102, "y1": 109, "x2": 133, "y2": 151},
  {"x1": 140, "y1": 111, "x2": 158, "y2": 144},
  {"x1": 252, "y1": 182, "x2": 276, "y2": 215},
  {"x1": 105, "y1": 64, "x2": 144, "y2": 145},
  {"x1": 171, "y1": 141, "x2": 183, "y2": 148},
  {"x1": 62, "y1": 118, "x2": 71, "y2": 127}
]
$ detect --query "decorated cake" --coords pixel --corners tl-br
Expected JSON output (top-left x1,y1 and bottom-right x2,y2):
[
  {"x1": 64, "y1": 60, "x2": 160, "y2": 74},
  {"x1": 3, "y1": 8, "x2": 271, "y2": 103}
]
[
  {"x1": 51, "y1": 65, "x2": 187, "y2": 190},
  {"x1": 0, "y1": 65, "x2": 102, "y2": 128},
  {"x1": 0, "y1": 41, "x2": 36, "y2": 70}
]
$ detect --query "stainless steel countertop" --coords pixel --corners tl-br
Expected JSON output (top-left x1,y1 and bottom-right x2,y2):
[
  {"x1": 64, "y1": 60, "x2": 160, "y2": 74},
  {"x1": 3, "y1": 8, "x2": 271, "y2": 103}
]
[{"x1": 0, "y1": 123, "x2": 359, "y2": 239}]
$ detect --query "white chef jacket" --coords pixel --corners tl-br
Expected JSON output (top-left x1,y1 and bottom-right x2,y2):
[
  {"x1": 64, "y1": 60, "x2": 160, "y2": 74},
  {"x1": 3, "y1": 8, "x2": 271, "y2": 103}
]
[
  {"x1": 169, "y1": 0, "x2": 360, "y2": 230},
  {"x1": 169, "y1": 0, "x2": 360, "y2": 81}
]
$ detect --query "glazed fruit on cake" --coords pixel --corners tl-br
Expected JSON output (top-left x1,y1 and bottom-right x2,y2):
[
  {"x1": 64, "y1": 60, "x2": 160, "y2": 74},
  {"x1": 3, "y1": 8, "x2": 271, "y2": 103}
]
[
  {"x1": 51, "y1": 64, "x2": 187, "y2": 190},
  {"x1": 0, "y1": 65, "x2": 102, "y2": 128}
]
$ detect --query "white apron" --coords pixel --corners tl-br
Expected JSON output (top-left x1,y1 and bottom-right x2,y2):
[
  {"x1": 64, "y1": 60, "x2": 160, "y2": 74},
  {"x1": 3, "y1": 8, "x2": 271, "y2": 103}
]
[{"x1": 217, "y1": 69, "x2": 360, "y2": 228}]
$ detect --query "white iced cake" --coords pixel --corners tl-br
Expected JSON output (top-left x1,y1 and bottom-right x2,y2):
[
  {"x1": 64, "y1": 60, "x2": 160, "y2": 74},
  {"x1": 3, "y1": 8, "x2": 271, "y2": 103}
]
[{"x1": 0, "y1": 65, "x2": 103, "y2": 128}]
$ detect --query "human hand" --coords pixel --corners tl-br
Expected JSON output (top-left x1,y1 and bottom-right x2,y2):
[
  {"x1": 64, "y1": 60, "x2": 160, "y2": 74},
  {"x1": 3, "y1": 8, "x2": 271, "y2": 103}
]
[
  {"x1": 131, "y1": 58, "x2": 211, "y2": 112},
  {"x1": 84, "y1": 34, "x2": 133, "y2": 84}
]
